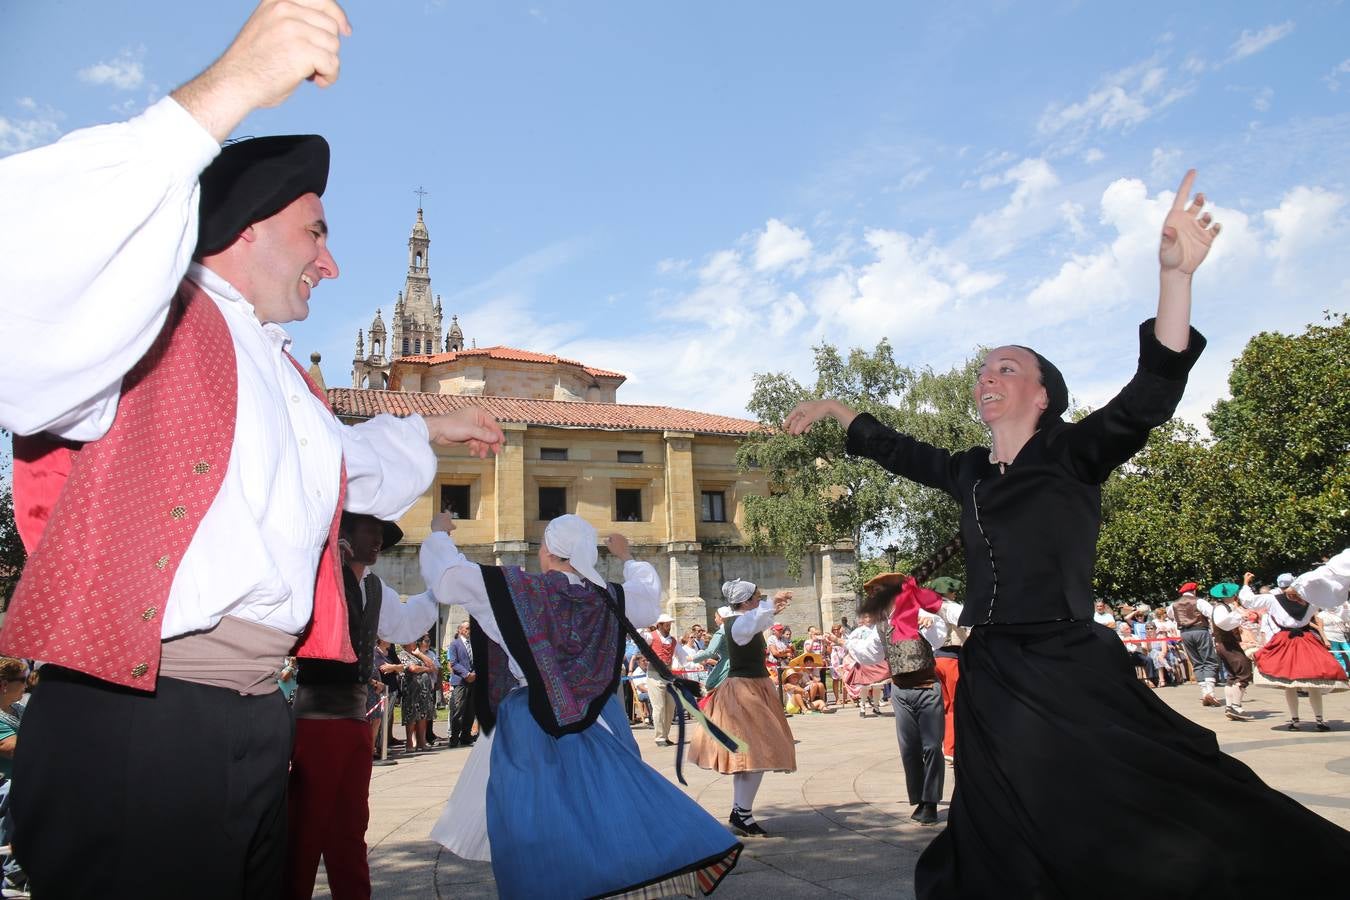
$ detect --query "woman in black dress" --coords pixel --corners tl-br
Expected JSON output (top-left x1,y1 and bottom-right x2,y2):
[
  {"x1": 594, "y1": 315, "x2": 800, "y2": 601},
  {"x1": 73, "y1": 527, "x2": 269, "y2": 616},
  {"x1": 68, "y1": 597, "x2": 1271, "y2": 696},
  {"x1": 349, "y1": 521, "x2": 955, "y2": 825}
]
[{"x1": 786, "y1": 170, "x2": 1350, "y2": 897}]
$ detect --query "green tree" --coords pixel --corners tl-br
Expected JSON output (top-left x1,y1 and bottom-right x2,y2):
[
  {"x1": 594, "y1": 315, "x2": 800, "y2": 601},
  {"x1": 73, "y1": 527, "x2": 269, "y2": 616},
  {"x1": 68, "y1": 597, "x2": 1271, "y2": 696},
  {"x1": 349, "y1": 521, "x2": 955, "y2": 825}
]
[
  {"x1": 738, "y1": 343, "x2": 986, "y2": 583},
  {"x1": 0, "y1": 429, "x2": 25, "y2": 607},
  {"x1": 1203, "y1": 311, "x2": 1350, "y2": 573},
  {"x1": 1095, "y1": 313, "x2": 1350, "y2": 599},
  {"x1": 737, "y1": 341, "x2": 911, "y2": 579}
]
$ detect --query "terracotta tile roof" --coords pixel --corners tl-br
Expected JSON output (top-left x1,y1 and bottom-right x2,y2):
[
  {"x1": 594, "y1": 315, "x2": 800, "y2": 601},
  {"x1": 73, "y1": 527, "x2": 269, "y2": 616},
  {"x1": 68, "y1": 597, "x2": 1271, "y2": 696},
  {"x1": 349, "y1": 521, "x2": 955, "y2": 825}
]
[
  {"x1": 394, "y1": 345, "x2": 626, "y2": 380},
  {"x1": 327, "y1": 389, "x2": 761, "y2": 436}
]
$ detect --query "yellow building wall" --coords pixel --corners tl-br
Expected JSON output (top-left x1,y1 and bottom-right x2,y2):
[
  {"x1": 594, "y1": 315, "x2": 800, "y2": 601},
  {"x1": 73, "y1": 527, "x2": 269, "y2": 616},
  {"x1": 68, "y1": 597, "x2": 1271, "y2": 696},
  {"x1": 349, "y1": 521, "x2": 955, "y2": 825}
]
[{"x1": 393, "y1": 425, "x2": 759, "y2": 549}]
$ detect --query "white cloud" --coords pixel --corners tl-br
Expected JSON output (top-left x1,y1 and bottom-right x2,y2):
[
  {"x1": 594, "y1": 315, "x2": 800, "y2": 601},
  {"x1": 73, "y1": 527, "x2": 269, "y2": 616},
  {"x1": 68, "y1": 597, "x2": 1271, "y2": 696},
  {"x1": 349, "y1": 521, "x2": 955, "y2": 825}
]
[
  {"x1": 1149, "y1": 147, "x2": 1183, "y2": 184},
  {"x1": 1037, "y1": 56, "x2": 1192, "y2": 152},
  {"x1": 0, "y1": 100, "x2": 62, "y2": 155},
  {"x1": 816, "y1": 229, "x2": 1003, "y2": 347},
  {"x1": 893, "y1": 166, "x2": 932, "y2": 192},
  {"x1": 1083, "y1": 148, "x2": 1105, "y2": 164},
  {"x1": 1059, "y1": 201, "x2": 1088, "y2": 241},
  {"x1": 967, "y1": 157, "x2": 1061, "y2": 257},
  {"x1": 1251, "y1": 87, "x2": 1273, "y2": 112},
  {"x1": 1026, "y1": 177, "x2": 1257, "y2": 326},
  {"x1": 753, "y1": 219, "x2": 812, "y2": 272},
  {"x1": 1325, "y1": 59, "x2": 1350, "y2": 92},
  {"x1": 1182, "y1": 55, "x2": 1210, "y2": 75},
  {"x1": 1263, "y1": 186, "x2": 1346, "y2": 264},
  {"x1": 1228, "y1": 21, "x2": 1295, "y2": 63},
  {"x1": 77, "y1": 48, "x2": 145, "y2": 90},
  {"x1": 656, "y1": 257, "x2": 688, "y2": 275}
]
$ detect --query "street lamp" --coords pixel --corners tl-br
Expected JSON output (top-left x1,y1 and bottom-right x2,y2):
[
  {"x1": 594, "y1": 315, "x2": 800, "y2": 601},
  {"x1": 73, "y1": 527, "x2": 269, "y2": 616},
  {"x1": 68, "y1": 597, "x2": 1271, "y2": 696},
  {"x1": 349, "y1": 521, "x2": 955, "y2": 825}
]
[{"x1": 884, "y1": 544, "x2": 900, "y2": 572}]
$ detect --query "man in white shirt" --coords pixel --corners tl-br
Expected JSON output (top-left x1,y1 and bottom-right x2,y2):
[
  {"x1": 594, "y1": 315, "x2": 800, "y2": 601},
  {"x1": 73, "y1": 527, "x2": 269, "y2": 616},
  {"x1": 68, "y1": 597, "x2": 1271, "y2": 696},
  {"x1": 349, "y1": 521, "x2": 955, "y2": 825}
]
[
  {"x1": 1092, "y1": 600, "x2": 1117, "y2": 627},
  {"x1": 1167, "y1": 583, "x2": 1221, "y2": 707},
  {"x1": 0, "y1": 3, "x2": 504, "y2": 896}
]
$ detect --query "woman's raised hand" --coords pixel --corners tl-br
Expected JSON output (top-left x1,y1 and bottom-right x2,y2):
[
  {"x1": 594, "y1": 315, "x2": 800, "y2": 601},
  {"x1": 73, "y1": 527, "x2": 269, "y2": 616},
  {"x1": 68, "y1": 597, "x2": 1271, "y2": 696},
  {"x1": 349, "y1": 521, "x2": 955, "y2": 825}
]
[
  {"x1": 1160, "y1": 169, "x2": 1221, "y2": 275},
  {"x1": 784, "y1": 399, "x2": 857, "y2": 435}
]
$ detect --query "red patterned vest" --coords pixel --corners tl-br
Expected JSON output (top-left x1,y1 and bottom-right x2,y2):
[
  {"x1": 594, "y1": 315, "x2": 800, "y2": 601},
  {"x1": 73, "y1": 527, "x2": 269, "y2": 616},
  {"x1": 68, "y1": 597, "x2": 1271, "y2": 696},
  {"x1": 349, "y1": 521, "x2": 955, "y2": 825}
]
[
  {"x1": 1, "y1": 282, "x2": 354, "y2": 690},
  {"x1": 649, "y1": 629, "x2": 676, "y2": 666}
]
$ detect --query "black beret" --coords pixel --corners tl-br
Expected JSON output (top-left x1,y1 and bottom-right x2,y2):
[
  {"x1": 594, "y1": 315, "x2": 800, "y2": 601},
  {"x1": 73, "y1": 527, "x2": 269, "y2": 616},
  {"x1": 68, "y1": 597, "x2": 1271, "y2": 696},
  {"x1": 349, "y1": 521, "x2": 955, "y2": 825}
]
[
  {"x1": 340, "y1": 512, "x2": 404, "y2": 550},
  {"x1": 196, "y1": 134, "x2": 330, "y2": 257}
]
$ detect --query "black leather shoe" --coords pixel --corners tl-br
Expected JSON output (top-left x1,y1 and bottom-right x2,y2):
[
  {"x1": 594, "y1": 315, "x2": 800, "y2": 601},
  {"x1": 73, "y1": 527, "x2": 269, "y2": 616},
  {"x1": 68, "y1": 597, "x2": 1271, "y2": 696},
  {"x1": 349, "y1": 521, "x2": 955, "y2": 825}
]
[
  {"x1": 728, "y1": 808, "x2": 766, "y2": 837},
  {"x1": 910, "y1": 802, "x2": 939, "y2": 826}
]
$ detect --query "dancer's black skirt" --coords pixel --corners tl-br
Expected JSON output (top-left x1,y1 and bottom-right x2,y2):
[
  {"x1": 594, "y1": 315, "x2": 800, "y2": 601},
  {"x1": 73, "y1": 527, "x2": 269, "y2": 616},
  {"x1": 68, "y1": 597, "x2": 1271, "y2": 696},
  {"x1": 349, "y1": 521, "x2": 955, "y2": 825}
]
[{"x1": 915, "y1": 620, "x2": 1350, "y2": 899}]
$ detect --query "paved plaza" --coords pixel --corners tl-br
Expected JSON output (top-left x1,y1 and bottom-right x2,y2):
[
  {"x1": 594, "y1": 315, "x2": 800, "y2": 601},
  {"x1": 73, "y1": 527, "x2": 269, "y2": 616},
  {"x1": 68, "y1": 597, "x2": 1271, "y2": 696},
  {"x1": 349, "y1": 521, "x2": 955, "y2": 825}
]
[{"x1": 322, "y1": 688, "x2": 1350, "y2": 899}]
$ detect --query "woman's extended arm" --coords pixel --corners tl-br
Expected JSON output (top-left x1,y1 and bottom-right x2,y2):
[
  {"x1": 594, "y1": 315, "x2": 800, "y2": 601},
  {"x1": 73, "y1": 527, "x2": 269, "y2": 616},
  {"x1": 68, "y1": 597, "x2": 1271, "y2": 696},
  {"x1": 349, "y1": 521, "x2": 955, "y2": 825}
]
[{"x1": 1156, "y1": 169, "x2": 1221, "y2": 352}]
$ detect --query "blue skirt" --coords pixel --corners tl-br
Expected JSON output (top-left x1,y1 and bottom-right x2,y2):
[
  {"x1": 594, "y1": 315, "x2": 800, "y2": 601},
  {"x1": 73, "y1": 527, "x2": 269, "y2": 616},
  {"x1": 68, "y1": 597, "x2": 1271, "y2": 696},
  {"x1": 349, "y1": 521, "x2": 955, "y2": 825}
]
[{"x1": 487, "y1": 690, "x2": 741, "y2": 898}]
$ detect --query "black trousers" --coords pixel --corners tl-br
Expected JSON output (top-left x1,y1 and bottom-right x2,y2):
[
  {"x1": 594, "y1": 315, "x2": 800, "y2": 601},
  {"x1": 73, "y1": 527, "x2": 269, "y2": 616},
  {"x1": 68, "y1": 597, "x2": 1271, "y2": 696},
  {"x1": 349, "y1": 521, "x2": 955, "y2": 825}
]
[
  {"x1": 449, "y1": 681, "x2": 476, "y2": 742},
  {"x1": 888, "y1": 684, "x2": 945, "y2": 804},
  {"x1": 13, "y1": 667, "x2": 293, "y2": 900}
]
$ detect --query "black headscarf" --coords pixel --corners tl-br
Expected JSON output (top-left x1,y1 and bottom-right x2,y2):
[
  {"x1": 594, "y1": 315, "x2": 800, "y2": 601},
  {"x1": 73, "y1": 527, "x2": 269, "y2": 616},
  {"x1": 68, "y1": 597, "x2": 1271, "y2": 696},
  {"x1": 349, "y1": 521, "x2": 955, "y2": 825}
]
[{"x1": 1014, "y1": 345, "x2": 1069, "y2": 430}]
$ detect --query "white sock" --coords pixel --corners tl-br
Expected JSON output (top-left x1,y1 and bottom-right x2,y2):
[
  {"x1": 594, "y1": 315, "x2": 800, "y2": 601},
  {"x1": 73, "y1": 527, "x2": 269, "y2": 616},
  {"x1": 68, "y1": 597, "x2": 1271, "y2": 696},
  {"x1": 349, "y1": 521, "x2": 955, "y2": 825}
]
[
  {"x1": 1224, "y1": 685, "x2": 1240, "y2": 707},
  {"x1": 1285, "y1": 688, "x2": 1299, "y2": 720},
  {"x1": 1309, "y1": 689, "x2": 1325, "y2": 720},
  {"x1": 1201, "y1": 679, "x2": 1215, "y2": 697},
  {"x1": 732, "y1": 771, "x2": 764, "y2": 813}
]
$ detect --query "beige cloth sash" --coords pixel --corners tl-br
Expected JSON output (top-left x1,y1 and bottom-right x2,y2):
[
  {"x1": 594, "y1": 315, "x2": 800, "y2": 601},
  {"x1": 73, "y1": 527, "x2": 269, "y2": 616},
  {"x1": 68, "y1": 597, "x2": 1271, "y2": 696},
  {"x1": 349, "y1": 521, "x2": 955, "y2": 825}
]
[{"x1": 159, "y1": 615, "x2": 296, "y2": 695}]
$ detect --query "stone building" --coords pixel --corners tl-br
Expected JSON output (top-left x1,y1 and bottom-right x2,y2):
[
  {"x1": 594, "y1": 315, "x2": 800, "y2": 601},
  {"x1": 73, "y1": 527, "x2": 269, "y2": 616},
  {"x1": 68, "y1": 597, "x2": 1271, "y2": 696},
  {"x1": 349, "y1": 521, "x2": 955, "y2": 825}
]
[{"x1": 329, "y1": 208, "x2": 857, "y2": 641}]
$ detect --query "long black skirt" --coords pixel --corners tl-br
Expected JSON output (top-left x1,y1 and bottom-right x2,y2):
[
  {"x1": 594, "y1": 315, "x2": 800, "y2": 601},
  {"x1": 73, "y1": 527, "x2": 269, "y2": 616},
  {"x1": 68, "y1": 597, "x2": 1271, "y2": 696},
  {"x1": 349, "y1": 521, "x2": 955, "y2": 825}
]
[{"x1": 915, "y1": 620, "x2": 1350, "y2": 899}]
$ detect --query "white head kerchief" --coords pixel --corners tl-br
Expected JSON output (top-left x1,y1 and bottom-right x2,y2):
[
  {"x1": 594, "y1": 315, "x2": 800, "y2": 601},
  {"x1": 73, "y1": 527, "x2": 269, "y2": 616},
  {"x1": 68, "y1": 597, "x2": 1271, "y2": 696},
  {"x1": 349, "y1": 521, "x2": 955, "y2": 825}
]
[
  {"x1": 543, "y1": 515, "x2": 605, "y2": 589},
  {"x1": 722, "y1": 579, "x2": 757, "y2": 608}
]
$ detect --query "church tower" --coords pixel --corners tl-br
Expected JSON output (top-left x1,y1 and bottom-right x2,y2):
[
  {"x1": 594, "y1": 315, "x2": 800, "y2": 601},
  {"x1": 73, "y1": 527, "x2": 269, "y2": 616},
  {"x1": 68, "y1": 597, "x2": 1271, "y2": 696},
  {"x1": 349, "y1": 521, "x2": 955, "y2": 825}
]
[
  {"x1": 354, "y1": 204, "x2": 462, "y2": 388},
  {"x1": 446, "y1": 314, "x2": 464, "y2": 352},
  {"x1": 389, "y1": 208, "x2": 443, "y2": 358}
]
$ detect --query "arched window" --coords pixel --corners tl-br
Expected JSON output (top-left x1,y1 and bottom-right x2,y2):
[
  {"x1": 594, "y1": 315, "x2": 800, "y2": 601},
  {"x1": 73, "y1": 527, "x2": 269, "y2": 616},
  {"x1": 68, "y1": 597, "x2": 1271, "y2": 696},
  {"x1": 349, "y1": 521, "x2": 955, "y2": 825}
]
[
  {"x1": 402, "y1": 338, "x2": 410, "y2": 356},
  {"x1": 414, "y1": 339, "x2": 421, "y2": 354}
]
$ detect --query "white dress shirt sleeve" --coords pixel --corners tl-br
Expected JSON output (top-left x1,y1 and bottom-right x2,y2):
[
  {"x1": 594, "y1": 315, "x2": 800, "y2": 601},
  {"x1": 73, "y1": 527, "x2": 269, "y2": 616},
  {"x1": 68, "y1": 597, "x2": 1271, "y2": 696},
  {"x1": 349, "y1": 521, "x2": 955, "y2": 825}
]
[
  {"x1": 1196, "y1": 599, "x2": 1214, "y2": 618},
  {"x1": 340, "y1": 413, "x2": 437, "y2": 520},
  {"x1": 730, "y1": 601, "x2": 776, "y2": 646},
  {"x1": 376, "y1": 580, "x2": 440, "y2": 646},
  {"x1": 919, "y1": 614, "x2": 948, "y2": 650},
  {"x1": 0, "y1": 98, "x2": 220, "y2": 439},
  {"x1": 1292, "y1": 549, "x2": 1350, "y2": 611},
  {"x1": 1210, "y1": 603, "x2": 1242, "y2": 632}
]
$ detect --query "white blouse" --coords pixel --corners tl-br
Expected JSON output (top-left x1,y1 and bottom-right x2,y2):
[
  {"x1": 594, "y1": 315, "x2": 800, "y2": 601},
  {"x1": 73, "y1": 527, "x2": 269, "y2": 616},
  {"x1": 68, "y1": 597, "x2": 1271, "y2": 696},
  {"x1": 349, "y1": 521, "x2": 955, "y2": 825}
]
[
  {"x1": 419, "y1": 530, "x2": 663, "y2": 681},
  {"x1": 1239, "y1": 586, "x2": 1317, "y2": 629}
]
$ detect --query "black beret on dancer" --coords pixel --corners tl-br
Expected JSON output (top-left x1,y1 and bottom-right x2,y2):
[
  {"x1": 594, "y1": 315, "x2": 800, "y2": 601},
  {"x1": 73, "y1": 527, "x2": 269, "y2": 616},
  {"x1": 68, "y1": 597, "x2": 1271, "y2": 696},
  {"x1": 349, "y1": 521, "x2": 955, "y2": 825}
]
[
  {"x1": 339, "y1": 511, "x2": 404, "y2": 550},
  {"x1": 195, "y1": 134, "x2": 330, "y2": 257}
]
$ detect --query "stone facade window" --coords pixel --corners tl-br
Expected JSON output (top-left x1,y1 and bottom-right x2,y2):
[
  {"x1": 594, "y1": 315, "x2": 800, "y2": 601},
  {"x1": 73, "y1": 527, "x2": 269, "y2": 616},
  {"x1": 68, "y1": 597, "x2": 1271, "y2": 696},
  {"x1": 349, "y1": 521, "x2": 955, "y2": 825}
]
[
  {"x1": 701, "y1": 490, "x2": 726, "y2": 523},
  {"x1": 440, "y1": 484, "x2": 471, "y2": 519},
  {"x1": 539, "y1": 486, "x2": 567, "y2": 520},
  {"x1": 540, "y1": 447, "x2": 568, "y2": 461},
  {"x1": 615, "y1": 488, "x2": 643, "y2": 522},
  {"x1": 617, "y1": 450, "x2": 643, "y2": 464}
]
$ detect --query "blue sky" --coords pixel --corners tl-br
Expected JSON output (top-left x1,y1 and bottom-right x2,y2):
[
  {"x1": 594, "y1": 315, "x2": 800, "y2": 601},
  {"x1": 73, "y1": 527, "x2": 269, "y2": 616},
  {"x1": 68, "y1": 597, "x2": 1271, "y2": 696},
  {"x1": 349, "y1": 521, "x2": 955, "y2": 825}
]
[{"x1": 3, "y1": 1, "x2": 1348, "y2": 426}]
